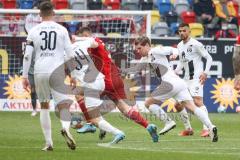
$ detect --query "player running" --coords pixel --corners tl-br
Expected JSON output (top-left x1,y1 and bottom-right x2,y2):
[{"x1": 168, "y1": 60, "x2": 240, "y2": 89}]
[
  {"x1": 73, "y1": 27, "x2": 159, "y2": 143},
  {"x1": 132, "y1": 36, "x2": 218, "y2": 142},
  {"x1": 70, "y1": 37, "x2": 126, "y2": 144}
]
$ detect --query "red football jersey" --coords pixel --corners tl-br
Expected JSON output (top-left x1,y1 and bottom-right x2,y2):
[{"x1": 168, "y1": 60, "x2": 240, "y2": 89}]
[
  {"x1": 88, "y1": 37, "x2": 126, "y2": 100},
  {"x1": 88, "y1": 37, "x2": 118, "y2": 78}
]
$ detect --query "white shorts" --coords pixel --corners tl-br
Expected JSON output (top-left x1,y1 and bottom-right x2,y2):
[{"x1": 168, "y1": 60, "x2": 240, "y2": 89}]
[
  {"x1": 185, "y1": 79, "x2": 203, "y2": 97},
  {"x1": 151, "y1": 77, "x2": 192, "y2": 102},
  {"x1": 34, "y1": 73, "x2": 71, "y2": 105},
  {"x1": 80, "y1": 78, "x2": 105, "y2": 108}
]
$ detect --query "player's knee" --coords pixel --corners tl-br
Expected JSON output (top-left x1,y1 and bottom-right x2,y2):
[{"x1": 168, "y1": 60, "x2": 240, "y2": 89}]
[
  {"x1": 41, "y1": 102, "x2": 49, "y2": 109},
  {"x1": 75, "y1": 95, "x2": 84, "y2": 101},
  {"x1": 193, "y1": 97, "x2": 203, "y2": 107},
  {"x1": 175, "y1": 103, "x2": 184, "y2": 112},
  {"x1": 144, "y1": 98, "x2": 153, "y2": 108}
]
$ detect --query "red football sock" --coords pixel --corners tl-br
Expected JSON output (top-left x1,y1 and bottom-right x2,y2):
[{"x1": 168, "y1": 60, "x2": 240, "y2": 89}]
[
  {"x1": 127, "y1": 107, "x2": 149, "y2": 128},
  {"x1": 77, "y1": 99, "x2": 91, "y2": 122}
]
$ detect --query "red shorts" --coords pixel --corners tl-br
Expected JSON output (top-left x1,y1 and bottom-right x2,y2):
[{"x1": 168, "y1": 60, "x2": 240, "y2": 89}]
[{"x1": 101, "y1": 66, "x2": 126, "y2": 101}]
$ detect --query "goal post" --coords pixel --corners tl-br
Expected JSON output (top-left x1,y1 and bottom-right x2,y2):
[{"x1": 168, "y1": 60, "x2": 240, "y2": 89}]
[
  {"x1": 0, "y1": 9, "x2": 152, "y2": 74},
  {"x1": 0, "y1": 9, "x2": 152, "y2": 110}
]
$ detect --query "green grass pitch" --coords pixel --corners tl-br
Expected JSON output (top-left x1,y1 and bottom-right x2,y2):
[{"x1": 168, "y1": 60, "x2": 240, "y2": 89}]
[{"x1": 0, "y1": 112, "x2": 239, "y2": 160}]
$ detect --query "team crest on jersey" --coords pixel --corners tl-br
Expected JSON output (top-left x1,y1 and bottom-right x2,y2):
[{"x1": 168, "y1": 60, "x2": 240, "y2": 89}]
[
  {"x1": 187, "y1": 45, "x2": 193, "y2": 53},
  {"x1": 150, "y1": 54, "x2": 155, "y2": 62}
]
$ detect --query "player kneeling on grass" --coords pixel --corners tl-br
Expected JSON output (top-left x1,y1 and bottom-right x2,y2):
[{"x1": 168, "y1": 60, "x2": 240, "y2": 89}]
[{"x1": 128, "y1": 36, "x2": 218, "y2": 142}]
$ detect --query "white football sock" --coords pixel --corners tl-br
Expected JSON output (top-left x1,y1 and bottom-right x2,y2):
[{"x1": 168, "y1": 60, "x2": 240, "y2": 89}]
[
  {"x1": 194, "y1": 107, "x2": 214, "y2": 129},
  {"x1": 98, "y1": 118, "x2": 122, "y2": 135},
  {"x1": 59, "y1": 108, "x2": 71, "y2": 132},
  {"x1": 149, "y1": 104, "x2": 172, "y2": 124},
  {"x1": 40, "y1": 109, "x2": 53, "y2": 146},
  {"x1": 179, "y1": 108, "x2": 192, "y2": 130},
  {"x1": 200, "y1": 105, "x2": 209, "y2": 130}
]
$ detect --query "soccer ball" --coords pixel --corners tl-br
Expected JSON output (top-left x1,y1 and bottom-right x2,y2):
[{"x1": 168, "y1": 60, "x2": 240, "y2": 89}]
[
  {"x1": 70, "y1": 114, "x2": 84, "y2": 129},
  {"x1": 236, "y1": 106, "x2": 240, "y2": 113},
  {"x1": 217, "y1": 105, "x2": 227, "y2": 113}
]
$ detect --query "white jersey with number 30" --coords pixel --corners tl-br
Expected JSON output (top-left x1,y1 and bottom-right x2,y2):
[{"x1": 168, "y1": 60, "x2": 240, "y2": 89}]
[{"x1": 27, "y1": 21, "x2": 73, "y2": 74}]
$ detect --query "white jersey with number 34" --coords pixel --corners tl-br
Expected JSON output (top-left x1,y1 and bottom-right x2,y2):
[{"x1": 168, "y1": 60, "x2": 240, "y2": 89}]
[{"x1": 71, "y1": 40, "x2": 104, "y2": 85}]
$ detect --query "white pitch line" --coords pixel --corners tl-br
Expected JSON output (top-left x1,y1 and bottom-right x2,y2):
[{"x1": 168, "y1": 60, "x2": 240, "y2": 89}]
[
  {"x1": 0, "y1": 146, "x2": 97, "y2": 150},
  {"x1": 97, "y1": 144, "x2": 240, "y2": 156},
  {"x1": 116, "y1": 138, "x2": 240, "y2": 143}
]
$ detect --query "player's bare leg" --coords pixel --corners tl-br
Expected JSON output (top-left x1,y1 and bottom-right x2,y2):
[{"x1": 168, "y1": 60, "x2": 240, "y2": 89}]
[
  {"x1": 175, "y1": 104, "x2": 194, "y2": 136},
  {"x1": 180, "y1": 100, "x2": 218, "y2": 142},
  {"x1": 145, "y1": 97, "x2": 176, "y2": 135},
  {"x1": 77, "y1": 104, "x2": 125, "y2": 144},
  {"x1": 193, "y1": 96, "x2": 210, "y2": 137},
  {"x1": 76, "y1": 95, "x2": 125, "y2": 144},
  {"x1": 40, "y1": 102, "x2": 53, "y2": 151},
  {"x1": 115, "y1": 99, "x2": 159, "y2": 142}
]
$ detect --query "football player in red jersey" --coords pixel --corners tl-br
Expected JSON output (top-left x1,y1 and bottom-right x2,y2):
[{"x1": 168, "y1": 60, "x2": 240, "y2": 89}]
[{"x1": 73, "y1": 27, "x2": 159, "y2": 142}]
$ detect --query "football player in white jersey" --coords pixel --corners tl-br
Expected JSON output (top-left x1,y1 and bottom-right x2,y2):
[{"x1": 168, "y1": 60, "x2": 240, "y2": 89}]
[
  {"x1": 132, "y1": 36, "x2": 218, "y2": 142},
  {"x1": 174, "y1": 23, "x2": 213, "y2": 137},
  {"x1": 70, "y1": 38, "x2": 125, "y2": 144},
  {"x1": 22, "y1": 1, "x2": 76, "y2": 151}
]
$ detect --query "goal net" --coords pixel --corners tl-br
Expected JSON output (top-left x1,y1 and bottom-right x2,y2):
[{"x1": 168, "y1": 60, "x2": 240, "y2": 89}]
[{"x1": 0, "y1": 9, "x2": 151, "y2": 81}]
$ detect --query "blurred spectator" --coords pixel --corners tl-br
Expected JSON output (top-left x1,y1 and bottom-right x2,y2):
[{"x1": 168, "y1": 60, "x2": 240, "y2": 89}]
[
  {"x1": 193, "y1": 0, "x2": 218, "y2": 25},
  {"x1": 213, "y1": 0, "x2": 238, "y2": 27},
  {"x1": 24, "y1": 2, "x2": 41, "y2": 34}
]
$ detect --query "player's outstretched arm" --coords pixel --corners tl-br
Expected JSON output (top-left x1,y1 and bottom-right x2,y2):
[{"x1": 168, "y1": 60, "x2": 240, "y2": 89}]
[
  {"x1": 73, "y1": 36, "x2": 99, "y2": 48},
  {"x1": 121, "y1": 60, "x2": 148, "y2": 75}
]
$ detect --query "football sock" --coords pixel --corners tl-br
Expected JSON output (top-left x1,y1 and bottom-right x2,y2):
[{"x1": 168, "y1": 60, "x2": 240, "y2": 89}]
[
  {"x1": 200, "y1": 105, "x2": 209, "y2": 130},
  {"x1": 194, "y1": 107, "x2": 214, "y2": 129},
  {"x1": 59, "y1": 107, "x2": 71, "y2": 132},
  {"x1": 179, "y1": 108, "x2": 192, "y2": 130},
  {"x1": 127, "y1": 107, "x2": 148, "y2": 128},
  {"x1": 31, "y1": 92, "x2": 37, "y2": 110},
  {"x1": 98, "y1": 118, "x2": 122, "y2": 135},
  {"x1": 40, "y1": 109, "x2": 52, "y2": 146},
  {"x1": 77, "y1": 100, "x2": 91, "y2": 122},
  {"x1": 148, "y1": 104, "x2": 172, "y2": 124}
]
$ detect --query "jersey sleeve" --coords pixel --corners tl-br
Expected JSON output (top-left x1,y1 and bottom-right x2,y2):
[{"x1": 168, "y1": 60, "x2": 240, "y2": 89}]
[
  {"x1": 26, "y1": 29, "x2": 34, "y2": 42},
  {"x1": 195, "y1": 41, "x2": 208, "y2": 57},
  {"x1": 63, "y1": 28, "x2": 74, "y2": 60},
  {"x1": 22, "y1": 40, "x2": 34, "y2": 78},
  {"x1": 151, "y1": 46, "x2": 178, "y2": 56}
]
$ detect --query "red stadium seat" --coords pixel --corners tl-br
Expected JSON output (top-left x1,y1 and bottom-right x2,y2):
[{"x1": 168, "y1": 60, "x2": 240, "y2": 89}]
[
  {"x1": 181, "y1": 11, "x2": 196, "y2": 24},
  {"x1": 104, "y1": 0, "x2": 120, "y2": 10},
  {"x1": 52, "y1": 0, "x2": 68, "y2": 9},
  {"x1": 2, "y1": 0, "x2": 16, "y2": 8}
]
